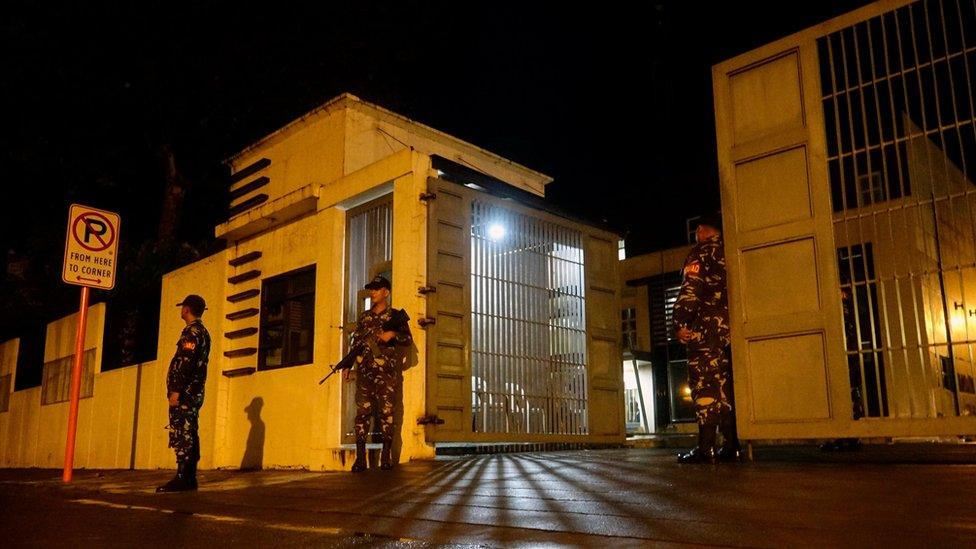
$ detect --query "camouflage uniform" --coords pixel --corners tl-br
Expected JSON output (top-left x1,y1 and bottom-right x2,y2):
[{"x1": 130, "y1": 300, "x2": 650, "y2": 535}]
[
  {"x1": 351, "y1": 307, "x2": 412, "y2": 444},
  {"x1": 673, "y1": 233, "x2": 732, "y2": 427},
  {"x1": 166, "y1": 319, "x2": 210, "y2": 464}
]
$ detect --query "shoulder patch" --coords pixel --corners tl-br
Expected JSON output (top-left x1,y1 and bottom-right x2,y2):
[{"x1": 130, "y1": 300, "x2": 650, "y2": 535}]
[
  {"x1": 684, "y1": 262, "x2": 701, "y2": 275},
  {"x1": 182, "y1": 341, "x2": 197, "y2": 351}
]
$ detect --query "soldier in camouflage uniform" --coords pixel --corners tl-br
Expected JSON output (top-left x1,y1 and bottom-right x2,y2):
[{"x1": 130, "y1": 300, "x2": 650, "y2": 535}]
[
  {"x1": 157, "y1": 294, "x2": 211, "y2": 492},
  {"x1": 349, "y1": 275, "x2": 412, "y2": 472},
  {"x1": 673, "y1": 214, "x2": 740, "y2": 463}
]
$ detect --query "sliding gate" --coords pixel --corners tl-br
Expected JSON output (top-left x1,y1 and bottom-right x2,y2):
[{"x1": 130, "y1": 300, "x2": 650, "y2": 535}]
[
  {"x1": 424, "y1": 178, "x2": 624, "y2": 443},
  {"x1": 714, "y1": 0, "x2": 976, "y2": 440}
]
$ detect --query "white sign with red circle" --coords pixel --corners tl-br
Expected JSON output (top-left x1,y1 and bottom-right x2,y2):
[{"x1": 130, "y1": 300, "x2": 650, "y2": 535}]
[{"x1": 62, "y1": 204, "x2": 121, "y2": 290}]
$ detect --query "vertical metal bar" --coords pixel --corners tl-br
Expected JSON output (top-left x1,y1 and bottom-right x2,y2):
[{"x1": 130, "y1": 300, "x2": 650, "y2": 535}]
[
  {"x1": 483, "y1": 206, "x2": 489, "y2": 432},
  {"x1": 548, "y1": 221, "x2": 556, "y2": 434},
  {"x1": 518, "y1": 213, "x2": 523, "y2": 433},
  {"x1": 509, "y1": 211, "x2": 526, "y2": 433},
  {"x1": 836, "y1": 30, "x2": 874, "y2": 416},
  {"x1": 557, "y1": 223, "x2": 563, "y2": 434},
  {"x1": 852, "y1": 21, "x2": 891, "y2": 416},
  {"x1": 503, "y1": 208, "x2": 517, "y2": 433},
  {"x1": 824, "y1": 33, "x2": 863, "y2": 420},
  {"x1": 556, "y1": 223, "x2": 564, "y2": 435},
  {"x1": 495, "y1": 206, "x2": 503, "y2": 434},
  {"x1": 562, "y1": 225, "x2": 568, "y2": 434},
  {"x1": 472, "y1": 202, "x2": 479, "y2": 432},
  {"x1": 569, "y1": 226, "x2": 588, "y2": 435},
  {"x1": 489, "y1": 203, "x2": 497, "y2": 433}
]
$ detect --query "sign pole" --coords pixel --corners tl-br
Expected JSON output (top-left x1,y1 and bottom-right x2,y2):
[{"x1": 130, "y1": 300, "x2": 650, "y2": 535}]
[
  {"x1": 62, "y1": 285, "x2": 90, "y2": 483},
  {"x1": 61, "y1": 203, "x2": 120, "y2": 482}
]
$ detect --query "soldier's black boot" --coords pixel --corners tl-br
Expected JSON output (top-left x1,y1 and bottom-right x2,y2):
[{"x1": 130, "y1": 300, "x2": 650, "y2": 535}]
[
  {"x1": 380, "y1": 440, "x2": 394, "y2": 470},
  {"x1": 156, "y1": 462, "x2": 192, "y2": 493},
  {"x1": 717, "y1": 412, "x2": 742, "y2": 462},
  {"x1": 351, "y1": 440, "x2": 367, "y2": 472},
  {"x1": 678, "y1": 425, "x2": 717, "y2": 464},
  {"x1": 184, "y1": 460, "x2": 199, "y2": 490}
]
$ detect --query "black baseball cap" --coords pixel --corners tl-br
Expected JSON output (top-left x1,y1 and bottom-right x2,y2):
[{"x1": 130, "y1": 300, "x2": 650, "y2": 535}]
[
  {"x1": 364, "y1": 275, "x2": 391, "y2": 291},
  {"x1": 176, "y1": 294, "x2": 207, "y2": 313}
]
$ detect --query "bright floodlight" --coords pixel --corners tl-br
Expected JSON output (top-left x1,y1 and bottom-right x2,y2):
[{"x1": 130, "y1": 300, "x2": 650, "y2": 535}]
[{"x1": 488, "y1": 223, "x2": 506, "y2": 241}]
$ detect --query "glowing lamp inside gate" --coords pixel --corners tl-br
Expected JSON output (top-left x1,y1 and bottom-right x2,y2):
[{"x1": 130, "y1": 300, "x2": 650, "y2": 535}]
[{"x1": 487, "y1": 223, "x2": 506, "y2": 241}]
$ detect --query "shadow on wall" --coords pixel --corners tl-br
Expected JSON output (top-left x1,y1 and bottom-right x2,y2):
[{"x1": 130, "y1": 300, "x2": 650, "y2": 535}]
[
  {"x1": 241, "y1": 397, "x2": 265, "y2": 471},
  {"x1": 393, "y1": 340, "x2": 420, "y2": 464}
]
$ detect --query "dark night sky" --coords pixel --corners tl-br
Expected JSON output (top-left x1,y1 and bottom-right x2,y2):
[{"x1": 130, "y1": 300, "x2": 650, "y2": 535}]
[{"x1": 1, "y1": 1, "x2": 873, "y2": 338}]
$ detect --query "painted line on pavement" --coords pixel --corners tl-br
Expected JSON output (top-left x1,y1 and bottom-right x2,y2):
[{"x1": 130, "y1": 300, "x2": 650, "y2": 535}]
[
  {"x1": 69, "y1": 498, "x2": 420, "y2": 542},
  {"x1": 72, "y1": 498, "x2": 175, "y2": 514}
]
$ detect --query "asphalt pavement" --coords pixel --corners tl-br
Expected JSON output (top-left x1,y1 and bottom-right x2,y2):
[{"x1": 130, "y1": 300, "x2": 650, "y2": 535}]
[{"x1": 2, "y1": 446, "x2": 975, "y2": 547}]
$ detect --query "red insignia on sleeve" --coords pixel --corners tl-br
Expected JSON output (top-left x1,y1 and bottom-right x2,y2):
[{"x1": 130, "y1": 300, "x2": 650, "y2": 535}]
[
  {"x1": 182, "y1": 341, "x2": 196, "y2": 351},
  {"x1": 684, "y1": 262, "x2": 701, "y2": 275}
]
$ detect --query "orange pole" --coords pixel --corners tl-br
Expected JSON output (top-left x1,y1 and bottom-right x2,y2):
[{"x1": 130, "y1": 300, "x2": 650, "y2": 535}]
[{"x1": 62, "y1": 286, "x2": 90, "y2": 483}]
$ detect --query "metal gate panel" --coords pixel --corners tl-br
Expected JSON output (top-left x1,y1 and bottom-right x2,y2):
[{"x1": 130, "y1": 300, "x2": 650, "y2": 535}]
[
  {"x1": 715, "y1": 44, "x2": 851, "y2": 439},
  {"x1": 715, "y1": 0, "x2": 976, "y2": 439},
  {"x1": 424, "y1": 179, "x2": 472, "y2": 440},
  {"x1": 424, "y1": 177, "x2": 624, "y2": 442},
  {"x1": 585, "y1": 232, "x2": 624, "y2": 437}
]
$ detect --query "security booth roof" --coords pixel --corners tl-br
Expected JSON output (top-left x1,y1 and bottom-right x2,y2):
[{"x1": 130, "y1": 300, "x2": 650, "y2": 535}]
[{"x1": 432, "y1": 155, "x2": 623, "y2": 237}]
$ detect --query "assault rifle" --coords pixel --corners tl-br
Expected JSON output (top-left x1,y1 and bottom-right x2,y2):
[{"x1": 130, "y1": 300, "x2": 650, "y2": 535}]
[{"x1": 318, "y1": 308, "x2": 410, "y2": 385}]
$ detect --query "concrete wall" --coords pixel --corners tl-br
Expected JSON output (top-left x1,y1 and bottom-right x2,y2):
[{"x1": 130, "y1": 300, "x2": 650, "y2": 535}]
[
  {"x1": 230, "y1": 108, "x2": 347, "y2": 212},
  {"x1": 216, "y1": 149, "x2": 435, "y2": 471},
  {"x1": 0, "y1": 302, "x2": 161, "y2": 469},
  {"x1": 216, "y1": 211, "x2": 339, "y2": 470}
]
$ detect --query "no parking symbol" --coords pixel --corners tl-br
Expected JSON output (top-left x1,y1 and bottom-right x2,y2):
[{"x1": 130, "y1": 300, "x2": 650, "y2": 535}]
[{"x1": 62, "y1": 204, "x2": 121, "y2": 290}]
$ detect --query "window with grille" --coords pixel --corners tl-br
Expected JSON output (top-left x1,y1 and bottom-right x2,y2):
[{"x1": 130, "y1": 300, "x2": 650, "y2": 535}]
[
  {"x1": 857, "y1": 171, "x2": 887, "y2": 206},
  {"x1": 838, "y1": 244, "x2": 889, "y2": 418},
  {"x1": 259, "y1": 266, "x2": 315, "y2": 370},
  {"x1": 41, "y1": 349, "x2": 95, "y2": 405},
  {"x1": 648, "y1": 271, "x2": 682, "y2": 348}
]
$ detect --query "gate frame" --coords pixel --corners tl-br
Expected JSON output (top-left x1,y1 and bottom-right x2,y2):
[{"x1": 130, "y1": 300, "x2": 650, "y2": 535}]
[
  {"x1": 713, "y1": 0, "x2": 976, "y2": 440},
  {"x1": 423, "y1": 177, "x2": 625, "y2": 443}
]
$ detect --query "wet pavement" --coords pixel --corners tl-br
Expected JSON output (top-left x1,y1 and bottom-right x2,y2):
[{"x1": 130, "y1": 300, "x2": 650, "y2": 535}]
[{"x1": 1, "y1": 446, "x2": 975, "y2": 547}]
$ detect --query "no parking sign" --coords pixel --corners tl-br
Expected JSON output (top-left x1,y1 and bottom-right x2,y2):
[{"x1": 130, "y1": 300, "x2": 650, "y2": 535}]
[{"x1": 62, "y1": 204, "x2": 121, "y2": 290}]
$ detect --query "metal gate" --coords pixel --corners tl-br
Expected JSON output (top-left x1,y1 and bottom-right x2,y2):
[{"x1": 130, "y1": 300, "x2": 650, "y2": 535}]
[
  {"x1": 715, "y1": 0, "x2": 976, "y2": 440},
  {"x1": 424, "y1": 178, "x2": 623, "y2": 442}
]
